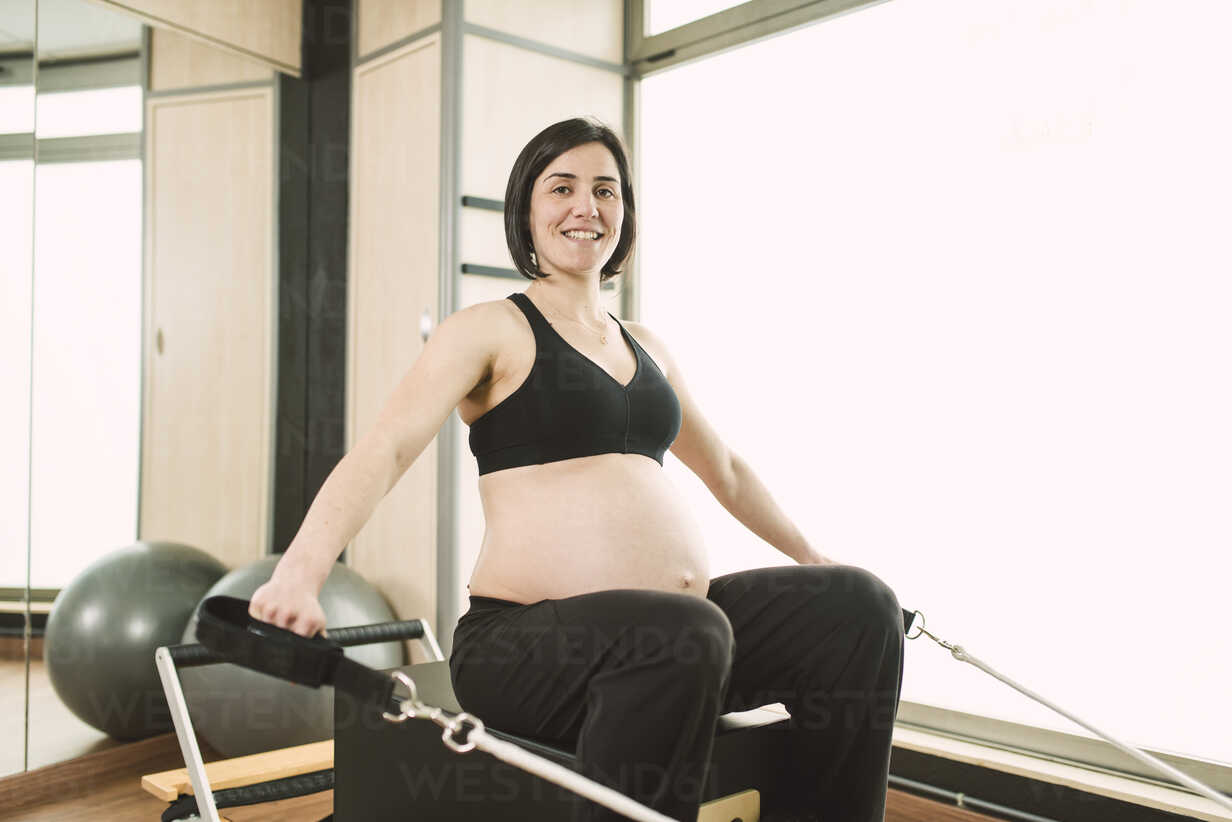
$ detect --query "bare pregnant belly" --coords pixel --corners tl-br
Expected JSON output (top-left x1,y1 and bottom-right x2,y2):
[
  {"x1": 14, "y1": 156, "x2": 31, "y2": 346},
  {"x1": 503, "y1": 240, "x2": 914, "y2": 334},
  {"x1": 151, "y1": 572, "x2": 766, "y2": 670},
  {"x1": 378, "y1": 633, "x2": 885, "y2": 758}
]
[{"x1": 467, "y1": 454, "x2": 711, "y2": 603}]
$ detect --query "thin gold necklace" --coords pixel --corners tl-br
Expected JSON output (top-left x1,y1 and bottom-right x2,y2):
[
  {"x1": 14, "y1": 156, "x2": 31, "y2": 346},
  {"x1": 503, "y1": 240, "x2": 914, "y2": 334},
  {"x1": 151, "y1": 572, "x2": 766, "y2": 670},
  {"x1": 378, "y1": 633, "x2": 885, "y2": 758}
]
[{"x1": 531, "y1": 290, "x2": 610, "y2": 345}]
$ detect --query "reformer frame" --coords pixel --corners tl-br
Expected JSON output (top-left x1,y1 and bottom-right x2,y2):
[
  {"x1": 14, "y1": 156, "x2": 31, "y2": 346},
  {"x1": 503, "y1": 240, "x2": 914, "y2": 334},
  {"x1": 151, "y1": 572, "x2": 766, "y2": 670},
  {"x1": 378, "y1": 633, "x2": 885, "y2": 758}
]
[{"x1": 153, "y1": 616, "x2": 444, "y2": 822}]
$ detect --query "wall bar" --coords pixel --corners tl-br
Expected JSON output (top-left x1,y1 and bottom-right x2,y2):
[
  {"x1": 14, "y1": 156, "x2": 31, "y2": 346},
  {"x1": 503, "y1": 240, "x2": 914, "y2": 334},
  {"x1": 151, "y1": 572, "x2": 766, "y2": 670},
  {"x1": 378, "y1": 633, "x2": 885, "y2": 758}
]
[
  {"x1": 461, "y1": 263, "x2": 617, "y2": 290},
  {"x1": 36, "y1": 53, "x2": 139, "y2": 92},
  {"x1": 0, "y1": 133, "x2": 34, "y2": 161},
  {"x1": 34, "y1": 133, "x2": 140, "y2": 163},
  {"x1": 461, "y1": 194, "x2": 503, "y2": 212}
]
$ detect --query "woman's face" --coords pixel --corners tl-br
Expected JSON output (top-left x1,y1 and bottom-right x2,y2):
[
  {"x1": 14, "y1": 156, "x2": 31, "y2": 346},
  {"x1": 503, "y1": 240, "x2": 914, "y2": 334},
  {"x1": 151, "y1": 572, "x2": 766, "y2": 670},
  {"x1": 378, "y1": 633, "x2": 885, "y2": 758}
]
[{"x1": 527, "y1": 141, "x2": 623, "y2": 278}]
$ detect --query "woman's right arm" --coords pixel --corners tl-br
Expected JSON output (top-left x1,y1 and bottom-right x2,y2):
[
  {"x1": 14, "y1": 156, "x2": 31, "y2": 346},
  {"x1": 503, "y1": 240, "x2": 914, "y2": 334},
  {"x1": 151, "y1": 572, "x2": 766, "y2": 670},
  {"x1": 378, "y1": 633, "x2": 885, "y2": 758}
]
[{"x1": 250, "y1": 301, "x2": 501, "y2": 636}]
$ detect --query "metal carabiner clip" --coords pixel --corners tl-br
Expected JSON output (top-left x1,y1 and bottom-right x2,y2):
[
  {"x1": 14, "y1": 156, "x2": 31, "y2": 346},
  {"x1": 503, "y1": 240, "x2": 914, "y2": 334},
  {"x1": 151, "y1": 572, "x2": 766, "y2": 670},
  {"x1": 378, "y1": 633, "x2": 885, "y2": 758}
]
[
  {"x1": 442, "y1": 712, "x2": 484, "y2": 753},
  {"x1": 382, "y1": 670, "x2": 422, "y2": 723},
  {"x1": 907, "y1": 609, "x2": 958, "y2": 652}
]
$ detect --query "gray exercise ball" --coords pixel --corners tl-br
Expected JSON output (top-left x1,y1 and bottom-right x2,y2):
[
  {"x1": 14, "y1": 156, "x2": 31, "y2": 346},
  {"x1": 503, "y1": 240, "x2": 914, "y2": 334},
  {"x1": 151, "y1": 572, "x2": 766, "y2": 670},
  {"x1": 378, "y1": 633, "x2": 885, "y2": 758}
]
[
  {"x1": 44, "y1": 541, "x2": 228, "y2": 740},
  {"x1": 179, "y1": 556, "x2": 405, "y2": 757}
]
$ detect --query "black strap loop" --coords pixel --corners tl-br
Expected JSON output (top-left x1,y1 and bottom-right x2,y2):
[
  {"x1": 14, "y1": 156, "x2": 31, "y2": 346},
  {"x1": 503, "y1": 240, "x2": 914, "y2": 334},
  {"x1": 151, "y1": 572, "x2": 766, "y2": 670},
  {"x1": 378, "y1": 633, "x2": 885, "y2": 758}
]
[{"x1": 195, "y1": 595, "x2": 394, "y2": 709}]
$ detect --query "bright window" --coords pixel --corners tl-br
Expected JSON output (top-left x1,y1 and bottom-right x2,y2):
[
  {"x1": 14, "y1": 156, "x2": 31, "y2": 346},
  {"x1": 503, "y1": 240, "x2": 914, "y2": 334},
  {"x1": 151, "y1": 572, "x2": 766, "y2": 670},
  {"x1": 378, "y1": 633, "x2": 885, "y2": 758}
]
[
  {"x1": 642, "y1": 0, "x2": 1231, "y2": 766},
  {"x1": 0, "y1": 160, "x2": 34, "y2": 588},
  {"x1": 0, "y1": 85, "x2": 35, "y2": 134},
  {"x1": 646, "y1": 0, "x2": 750, "y2": 35},
  {"x1": 28, "y1": 159, "x2": 142, "y2": 587},
  {"x1": 34, "y1": 85, "x2": 141, "y2": 138}
]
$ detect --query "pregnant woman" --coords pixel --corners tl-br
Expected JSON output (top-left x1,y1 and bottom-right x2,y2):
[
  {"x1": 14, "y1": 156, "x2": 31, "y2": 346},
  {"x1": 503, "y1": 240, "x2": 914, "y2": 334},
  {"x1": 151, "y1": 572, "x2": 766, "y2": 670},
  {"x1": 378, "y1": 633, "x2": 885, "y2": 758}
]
[{"x1": 251, "y1": 116, "x2": 907, "y2": 822}]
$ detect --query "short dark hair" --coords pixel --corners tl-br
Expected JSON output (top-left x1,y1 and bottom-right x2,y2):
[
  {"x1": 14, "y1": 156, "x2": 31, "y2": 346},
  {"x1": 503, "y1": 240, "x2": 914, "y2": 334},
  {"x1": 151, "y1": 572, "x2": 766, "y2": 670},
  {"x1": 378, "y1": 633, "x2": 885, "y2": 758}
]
[{"x1": 504, "y1": 117, "x2": 636, "y2": 283}]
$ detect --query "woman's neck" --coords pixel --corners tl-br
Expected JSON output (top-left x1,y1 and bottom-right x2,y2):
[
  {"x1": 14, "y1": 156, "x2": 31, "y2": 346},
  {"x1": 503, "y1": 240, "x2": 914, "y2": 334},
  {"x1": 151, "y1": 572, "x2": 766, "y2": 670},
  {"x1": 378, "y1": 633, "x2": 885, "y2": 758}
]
[{"x1": 527, "y1": 279, "x2": 606, "y2": 325}]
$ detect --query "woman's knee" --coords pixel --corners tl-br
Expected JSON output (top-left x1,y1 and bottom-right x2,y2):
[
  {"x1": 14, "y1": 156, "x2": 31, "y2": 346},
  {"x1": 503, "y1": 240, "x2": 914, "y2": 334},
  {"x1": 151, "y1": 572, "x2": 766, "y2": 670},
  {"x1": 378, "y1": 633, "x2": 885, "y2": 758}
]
[
  {"x1": 626, "y1": 594, "x2": 734, "y2": 674},
  {"x1": 803, "y1": 565, "x2": 904, "y2": 637}
]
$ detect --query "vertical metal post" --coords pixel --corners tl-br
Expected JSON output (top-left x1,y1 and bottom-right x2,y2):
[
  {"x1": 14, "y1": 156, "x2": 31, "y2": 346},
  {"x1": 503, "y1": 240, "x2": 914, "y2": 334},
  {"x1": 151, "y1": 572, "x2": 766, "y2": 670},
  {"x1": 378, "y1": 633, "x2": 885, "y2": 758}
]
[
  {"x1": 623, "y1": 0, "x2": 642, "y2": 321},
  {"x1": 154, "y1": 647, "x2": 222, "y2": 822},
  {"x1": 436, "y1": 0, "x2": 464, "y2": 660}
]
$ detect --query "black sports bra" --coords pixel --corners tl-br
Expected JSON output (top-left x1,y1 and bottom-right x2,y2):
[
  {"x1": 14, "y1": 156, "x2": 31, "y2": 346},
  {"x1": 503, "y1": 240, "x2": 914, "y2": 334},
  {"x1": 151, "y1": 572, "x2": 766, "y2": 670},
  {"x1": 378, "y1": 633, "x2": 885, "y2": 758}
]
[{"x1": 467, "y1": 292, "x2": 682, "y2": 475}]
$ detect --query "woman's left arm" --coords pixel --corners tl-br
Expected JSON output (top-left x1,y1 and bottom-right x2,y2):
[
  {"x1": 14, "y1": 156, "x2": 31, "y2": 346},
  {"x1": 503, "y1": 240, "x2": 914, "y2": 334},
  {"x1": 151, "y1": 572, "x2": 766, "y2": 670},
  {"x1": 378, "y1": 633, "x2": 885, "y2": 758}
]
[
  {"x1": 719, "y1": 453, "x2": 839, "y2": 566},
  {"x1": 626, "y1": 321, "x2": 839, "y2": 566}
]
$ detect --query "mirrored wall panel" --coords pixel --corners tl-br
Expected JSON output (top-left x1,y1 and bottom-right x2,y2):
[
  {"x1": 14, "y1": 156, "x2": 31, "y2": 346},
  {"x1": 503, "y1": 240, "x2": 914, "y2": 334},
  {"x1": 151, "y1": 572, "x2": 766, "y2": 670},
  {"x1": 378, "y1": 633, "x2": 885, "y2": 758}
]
[
  {"x1": 0, "y1": 0, "x2": 36, "y2": 780},
  {"x1": 24, "y1": 0, "x2": 143, "y2": 771}
]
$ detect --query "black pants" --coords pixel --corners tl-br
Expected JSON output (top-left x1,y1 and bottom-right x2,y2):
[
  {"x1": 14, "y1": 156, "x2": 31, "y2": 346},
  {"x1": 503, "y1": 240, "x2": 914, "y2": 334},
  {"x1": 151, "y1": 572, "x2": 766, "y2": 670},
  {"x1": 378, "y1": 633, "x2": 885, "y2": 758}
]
[{"x1": 449, "y1": 564, "x2": 907, "y2": 822}]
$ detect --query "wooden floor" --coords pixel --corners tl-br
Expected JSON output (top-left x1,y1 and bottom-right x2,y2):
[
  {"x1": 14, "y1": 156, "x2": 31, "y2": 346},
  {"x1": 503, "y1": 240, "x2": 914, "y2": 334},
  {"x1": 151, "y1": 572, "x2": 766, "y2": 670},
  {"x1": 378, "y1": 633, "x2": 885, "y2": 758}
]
[
  {"x1": 0, "y1": 650, "x2": 30, "y2": 776},
  {"x1": 0, "y1": 729, "x2": 998, "y2": 822},
  {"x1": 0, "y1": 732, "x2": 333, "y2": 822},
  {"x1": 7, "y1": 776, "x2": 334, "y2": 821}
]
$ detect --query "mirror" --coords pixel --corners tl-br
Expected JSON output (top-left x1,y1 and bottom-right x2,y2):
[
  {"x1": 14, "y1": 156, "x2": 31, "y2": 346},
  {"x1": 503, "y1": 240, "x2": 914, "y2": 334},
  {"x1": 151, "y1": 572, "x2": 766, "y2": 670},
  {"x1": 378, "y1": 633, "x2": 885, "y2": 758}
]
[
  {"x1": 21, "y1": 0, "x2": 144, "y2": 771},
  {"x1": 0, "y1": 0, "x2": 36, "y2": 780}
]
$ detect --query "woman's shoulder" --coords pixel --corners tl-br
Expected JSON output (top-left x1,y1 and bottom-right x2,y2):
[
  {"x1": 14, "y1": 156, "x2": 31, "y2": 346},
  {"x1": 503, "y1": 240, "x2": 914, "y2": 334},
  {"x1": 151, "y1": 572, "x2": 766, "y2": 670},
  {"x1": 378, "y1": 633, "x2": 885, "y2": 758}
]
[
  {"x1": 448, "y1": 296, "x2": 520, "y2": 328},
  {"x1": 443, "y1": 297, "x2": 528, "y2": 366},
  {"x1": 434, "y1": 299, "x2": 523, "y2": 363}
]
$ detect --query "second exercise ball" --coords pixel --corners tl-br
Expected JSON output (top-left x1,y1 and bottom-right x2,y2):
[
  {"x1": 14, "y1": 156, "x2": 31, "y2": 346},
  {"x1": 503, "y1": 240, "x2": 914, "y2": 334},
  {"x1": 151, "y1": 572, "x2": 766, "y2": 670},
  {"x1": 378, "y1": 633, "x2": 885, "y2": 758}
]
[
  {"x1": 179, "y1": 556, "x2": 405, "y2": 757},
  {"x1": 44, "y1": 541, "x2": 228, "y2": 739}
]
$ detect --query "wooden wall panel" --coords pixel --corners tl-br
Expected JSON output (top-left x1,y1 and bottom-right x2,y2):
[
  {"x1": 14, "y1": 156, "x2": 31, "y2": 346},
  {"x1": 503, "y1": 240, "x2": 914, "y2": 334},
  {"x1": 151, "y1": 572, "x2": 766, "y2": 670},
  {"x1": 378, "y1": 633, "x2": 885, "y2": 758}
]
[
  {"x1": 98, "y1": 0, "x2": 301, "y2": 76},
  {"x1": 140, "y1": 88, "x2": 274, "y2": 568},
  {"x1": 357, "y1": 0, "x2": 441, "y2": 60},
  {"x1": 347, "y1": 36, "x2": 441, "y2": 646},
  {"x1": 461, "y1": 34, "x2": 625, "y2": 199},
  {"x1": 465, "y1": 0, "x2": 623, "y2": 64},
  {"x1": 149, "y1": 27, "x2": 274, "y2": 92}
]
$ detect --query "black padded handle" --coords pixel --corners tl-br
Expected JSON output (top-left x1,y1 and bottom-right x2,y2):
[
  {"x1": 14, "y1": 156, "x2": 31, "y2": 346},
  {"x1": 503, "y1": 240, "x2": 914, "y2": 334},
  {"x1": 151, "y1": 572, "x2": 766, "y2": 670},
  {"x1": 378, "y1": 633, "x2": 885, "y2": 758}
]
[
  {"x1": 328, "y1": 619, "x2": 425, "y2": 646},
  {"x1": 166, "y1": 615, "x2": 425, "y2": 669}
]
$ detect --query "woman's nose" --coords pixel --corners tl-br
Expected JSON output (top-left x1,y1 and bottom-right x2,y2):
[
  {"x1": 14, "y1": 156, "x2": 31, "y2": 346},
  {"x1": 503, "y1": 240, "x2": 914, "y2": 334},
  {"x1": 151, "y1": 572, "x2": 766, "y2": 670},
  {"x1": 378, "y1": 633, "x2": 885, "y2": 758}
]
[{"x1": 572, "y1": 193, "x2": 599, "y2": 217}]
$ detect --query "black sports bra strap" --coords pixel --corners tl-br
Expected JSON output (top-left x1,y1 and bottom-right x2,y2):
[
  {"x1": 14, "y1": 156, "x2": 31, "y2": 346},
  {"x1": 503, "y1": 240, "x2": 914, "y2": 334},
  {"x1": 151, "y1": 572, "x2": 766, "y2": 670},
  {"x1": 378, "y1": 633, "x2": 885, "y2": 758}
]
[{"x1": 507, "y1": 292, "x2": 554, "y2": 336}]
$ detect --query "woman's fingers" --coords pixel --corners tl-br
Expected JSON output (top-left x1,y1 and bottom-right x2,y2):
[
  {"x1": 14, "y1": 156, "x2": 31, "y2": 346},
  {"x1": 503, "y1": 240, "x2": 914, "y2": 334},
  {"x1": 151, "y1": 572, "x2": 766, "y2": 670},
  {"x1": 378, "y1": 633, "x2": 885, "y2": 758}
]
[
  {"x1": 275, "y1": 610, "x2": 302, "y2": 632},
  {"x1": 253, "y1": 602, "x2": 291, "y2": 630},
  {"x1": 249, "y1": 585, "x2": 275, "y2": 621},
  {"x1": 290, "y1": 615, "x2": 321, "y2": 638},
  {"x1": 247, "y1": 583, "x2": 325, "y2": 636}
]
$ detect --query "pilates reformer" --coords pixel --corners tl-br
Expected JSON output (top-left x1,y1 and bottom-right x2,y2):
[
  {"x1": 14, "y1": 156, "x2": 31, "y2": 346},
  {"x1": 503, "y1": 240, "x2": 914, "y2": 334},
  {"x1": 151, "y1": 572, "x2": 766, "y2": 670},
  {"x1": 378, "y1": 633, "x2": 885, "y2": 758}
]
[
  {"x1": 151, "y1": 596, "x2": 770, "y2": 821},
  {"x1": 147, "y1": 595, "x2": 1232, "y2": 821}
]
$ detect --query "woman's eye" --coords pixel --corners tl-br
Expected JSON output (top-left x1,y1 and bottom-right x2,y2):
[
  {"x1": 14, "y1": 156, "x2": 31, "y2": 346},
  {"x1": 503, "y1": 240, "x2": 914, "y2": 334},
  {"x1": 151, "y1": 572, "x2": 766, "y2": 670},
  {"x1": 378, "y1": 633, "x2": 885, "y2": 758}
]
[{"x1": 552, "y1": 185, "x2": 617, "y2": 198}]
